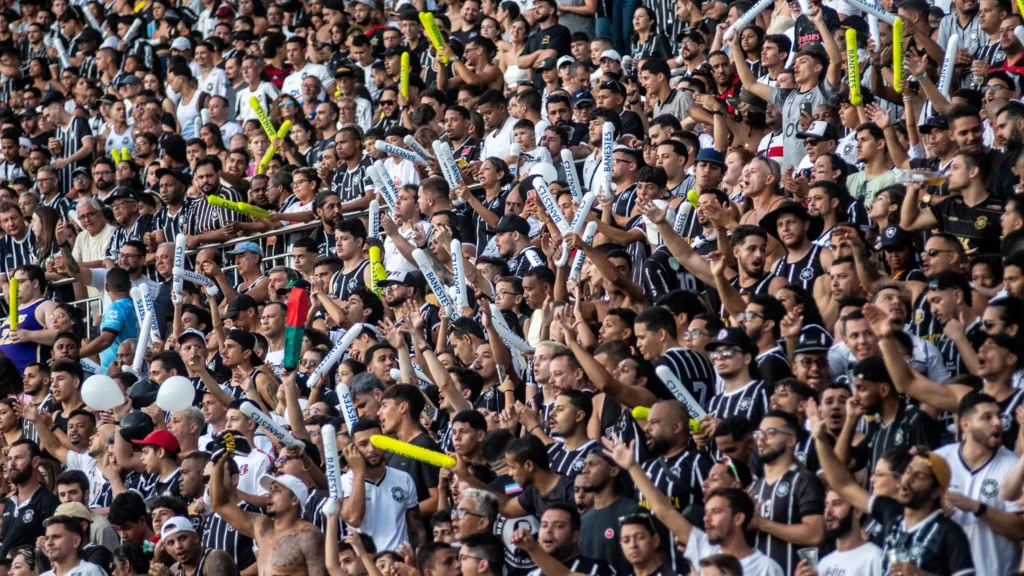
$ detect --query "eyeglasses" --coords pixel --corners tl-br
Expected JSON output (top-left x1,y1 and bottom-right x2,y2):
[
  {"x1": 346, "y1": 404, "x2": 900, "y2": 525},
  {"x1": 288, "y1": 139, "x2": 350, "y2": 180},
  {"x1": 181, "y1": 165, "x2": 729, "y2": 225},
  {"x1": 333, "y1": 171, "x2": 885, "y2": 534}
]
[
  {"x1": 738, "y1": 311, "x2": 764, "y2": 322},
  {"x1": 496, "y1": 290, "x2": 521, "y2": 298},
  {"x1": 299, "y1": 358, "x2": 319, "y2": 367},
  {"x1": 294, "y1": 179, "x2": 310, "y2": 185},
  {"x1": 118, "y1": 252, "x2": 142, "y2": 259},
  {"x1": 274, "y1": 454, "x2": 302, "y2": 469},
  {"x1": 921, "y1": 248, "x2": 955, "y2": 258},
  {"x1": 78, "y1": 211, "x2": 99, "y2": 219},
  {"x1": 796, "y1": 357, "x2": 829, "y2": 368},
  {"x1": 983, "y1": 85, "x2": 1010, "y2": 92},
  {"x1": 451, "y1": 508, "x2": 486, "y2": 520},
  {"x1": 752, "y1": 428, "x2": 793, "y2": 440},
  {"x1": 683, "y1": 329, "x2": 709, "y2": 340},
  {"x1": 708, "y1": 349, "x2": 738, "y2": 360},
  {"x1": 617, "y1": 512, "x2": 655, "y2": 529}
]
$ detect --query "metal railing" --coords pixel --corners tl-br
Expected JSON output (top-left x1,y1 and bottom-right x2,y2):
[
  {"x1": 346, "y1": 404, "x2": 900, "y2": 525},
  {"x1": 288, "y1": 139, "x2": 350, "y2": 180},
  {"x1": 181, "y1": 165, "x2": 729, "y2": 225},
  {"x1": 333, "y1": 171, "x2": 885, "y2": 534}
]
[{"x1": 52, "y1": 219, "x2": 335, "y2": 339}]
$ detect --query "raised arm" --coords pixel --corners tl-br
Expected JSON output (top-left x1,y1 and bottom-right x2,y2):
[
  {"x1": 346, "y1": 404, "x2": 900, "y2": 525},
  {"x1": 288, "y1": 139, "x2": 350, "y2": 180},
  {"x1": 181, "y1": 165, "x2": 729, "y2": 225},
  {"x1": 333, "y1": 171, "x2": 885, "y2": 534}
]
[
  {"x1": 899, "y1": 182, "x2": 938, "y2": 232},
  {"x1": 210, "y1": 455, "x2": 261, "y2": 539},
  {"x1": 809, "y1": 400, "x2": 872, "y2": 511},
  {"x1": 562, "y1": 320, "x2": 657, "y2": 408},
  {"x1": 728, "y1": 34, "x2": 771, "y2": 101}
]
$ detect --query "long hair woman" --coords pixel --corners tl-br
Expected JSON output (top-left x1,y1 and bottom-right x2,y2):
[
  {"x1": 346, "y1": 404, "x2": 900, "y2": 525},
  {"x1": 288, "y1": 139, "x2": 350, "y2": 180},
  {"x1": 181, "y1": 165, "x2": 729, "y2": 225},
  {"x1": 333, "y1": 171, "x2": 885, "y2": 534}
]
[
  {"x1": 0, "y1": 399, "x2": 24, "y2": 447},
  {"x1": 630, "y1": 7, "x2": 671, "y2": 60}
]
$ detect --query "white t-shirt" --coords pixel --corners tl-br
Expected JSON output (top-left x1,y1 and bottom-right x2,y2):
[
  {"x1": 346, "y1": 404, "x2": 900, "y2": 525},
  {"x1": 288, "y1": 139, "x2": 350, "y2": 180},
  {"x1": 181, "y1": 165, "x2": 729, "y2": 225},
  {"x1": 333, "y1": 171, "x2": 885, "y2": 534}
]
[
  {"x1": 341, "y1": 466, "x2": 418, "y2": 552},
  {"x1": 383, "y1": 157, "x2": 421, "y2": 189},
  {"x1": 40, "y1": 560, "x2": 107, "y2": 576},
  {"x1": 685, "y1": 527, "x2": 785, "y2": 576},
  {"x1": 66, "y1": 451, "x2": 106, "y2": 507},
  {"x1": 384, "y1": 221, "x2": 432, "y2": 273},
  {"x1": 235, "y1": 82, "x2": 281, "y2": 123},
  {"x1": 817, "y1": 542, "x2": 883, "y2": 576},
  {"x1": 234, "y1": 448, "x2": 273, "y2": 496},
  {"x1": 482, "y1": 115, "x2": 517, "y2": 161},
  {"x1": 935, "y1": 443, "x2": 1023, "y2": 576},
  {"x1": 198, "y1": 67, "x2": 229, "y2": 98},
  {"x1": 282, "y1": 63, "x2": 334, "y2": 99}
]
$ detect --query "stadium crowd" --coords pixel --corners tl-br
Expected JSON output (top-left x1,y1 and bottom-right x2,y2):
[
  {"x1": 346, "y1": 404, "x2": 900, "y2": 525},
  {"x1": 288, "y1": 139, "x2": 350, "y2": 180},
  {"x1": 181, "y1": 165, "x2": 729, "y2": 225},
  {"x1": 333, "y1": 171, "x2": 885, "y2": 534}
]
[{"x1": 6, "y1": 0, "x2": 1024, "y2": 574}]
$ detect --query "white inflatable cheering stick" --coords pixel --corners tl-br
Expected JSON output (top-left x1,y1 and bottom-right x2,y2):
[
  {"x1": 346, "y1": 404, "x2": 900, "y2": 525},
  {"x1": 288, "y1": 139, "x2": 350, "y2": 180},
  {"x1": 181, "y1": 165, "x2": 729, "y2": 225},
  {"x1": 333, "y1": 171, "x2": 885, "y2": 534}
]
[
  {"x1": 723, "y1": 0, "x2": 774, "y2": 41},
  {"x1": 600, "y1": 122, "x2": 614, "y2": 201},
  {"x1": 508, "y1": 144, "x2": 522, "y2": 179},
  {"x1": 840, "y1": 0, "x2": 896, "y2": 23},
  {"x1": 240, "y1": 402, "x2": 306, "y2": 449},
  {"x1": 123, "y1": 18, "x2": 143, "y2": 43},
  {"x1": 321, "y1": 424, "x2": 342, "y2": 515},
  {"x1": 936, "y1": 34, "x2": 959, "y2": 97},
  {"x1": 173, "y1": 267, "x2": 220, "y2": 296},
  {"x1": 655, "y1": 366, "x2": 707, "y2": 418},
  {"x1": 307, "y1": 324, "x2": 364, "y2": 390},
  {"x1": 413, "y1": 249, "x2": 456, "y2": 316},
  {"x1": 403, "y1": 135, "x2": 434, "y2": 161},
  {"x1": 488, "y1": 303, "x2": 534, "y2": 352},
  {"x1": 128, "y1": 309, "x2": 153, "y2": 375},
  {"x1": 367, "y1": 163, "x2": 397, "y2": 210},
  {"x1": 560, "y1": 150, "x2": 583, "y2": 201},
  {"x1": 374, "y1": 140, "x2": 426, "y2": 164},
  {"x1": 555, "y1": 193, "x2": 596, "y2": 267},
  {"x1": 569, "y1": 221, "x2": 599, "y2": 282},
  {"x1": 138, "y1": 284, "x2": 161, "y2": 344},
  {"x1": 368, "y1": 200, "x2": 381, "y2": 238},
  {"x1": 172, "y1": 234, "x2": 186, "y2": 303},
  {"x1": 338, "y1": 383, "x2": 359, "y2": 431},
  {"x1": 451, "y1": 239, "x2": 470, "y2": 309}
]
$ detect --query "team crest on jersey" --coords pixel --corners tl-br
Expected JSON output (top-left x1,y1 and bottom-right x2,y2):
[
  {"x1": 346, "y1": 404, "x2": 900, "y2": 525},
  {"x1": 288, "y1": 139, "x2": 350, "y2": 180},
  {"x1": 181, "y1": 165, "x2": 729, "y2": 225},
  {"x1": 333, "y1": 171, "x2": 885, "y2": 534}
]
[
  {"x1": 718, "y1": 329, "x2": 729, "y2": 339},
  {"x1": 1003, "y1": 413, "x2": 1013, "y2": 431},
  {"x1": 914, "y1": 309, "x2": 925, "y2": 324},
  {"x1": 776, "y1": 482, "x2": 790, "y2": 497},
  {"x1": 895, "y1": 429, "x2": 905, "y2": 445},
  {"x1": 799, "y1": 267, "x2": 814, "y2": 281},
  {"x1": 909, "y1": 544, "x2": 925, "y2": 562},
  {"x1": 738, "y1": 397, "x2": 753, "y2": 411},
  {"x1": 975, "y1": 216, "x2": 988, "y2": 230},
  {"x1": 240, "y1": 463, "x2": 249, "y2": 475},
  {"x1": 22, "y1": 509, "x2": 33, "y2": 523},
  {"x1": 981, "y1": 478, "x2": 999, "y2": 499},
  {"x1": 572, "y1": 458, "x2": 586, "y2": 472},
  {"x1": 795, "y1": 450, "x2": 807, "y2": 463},
  {"x1": 391, "y1": 486, "x2": 407, "y2": 503},
  {"x1": 885, "y1": 227, "x2": 897, "y2": 238},
  {"x1": 669, "y1": 464, "x2": 682, "y2": 480},
  {"x1": 970, "y1": 29, "x2": 979, "y2": 41}
]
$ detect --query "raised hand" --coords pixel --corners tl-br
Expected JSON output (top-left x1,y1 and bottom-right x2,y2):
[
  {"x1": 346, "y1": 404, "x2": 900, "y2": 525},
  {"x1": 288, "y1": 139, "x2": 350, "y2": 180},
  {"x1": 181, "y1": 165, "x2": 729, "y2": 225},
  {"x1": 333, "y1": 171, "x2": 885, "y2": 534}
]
[
  {"x1": 599, "y1": 435, "x2": 636, "y2": 470},
  {"x1": 862, "y1": 303, "x2": 893, "y2": 338},
  {"x1": 779, "y1": 309, "x2": 803, "y2": 339},
  {"x1": 509, "y1": 528, "x2": 540, "y2": 553}
]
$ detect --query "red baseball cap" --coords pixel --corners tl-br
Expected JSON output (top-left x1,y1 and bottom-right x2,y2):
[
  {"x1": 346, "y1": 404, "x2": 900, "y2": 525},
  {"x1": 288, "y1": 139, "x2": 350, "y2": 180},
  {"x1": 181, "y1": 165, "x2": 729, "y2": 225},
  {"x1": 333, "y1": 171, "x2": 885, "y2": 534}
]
[{"x1": 131, "y1": 430, "x2": 180, "y2": 454}]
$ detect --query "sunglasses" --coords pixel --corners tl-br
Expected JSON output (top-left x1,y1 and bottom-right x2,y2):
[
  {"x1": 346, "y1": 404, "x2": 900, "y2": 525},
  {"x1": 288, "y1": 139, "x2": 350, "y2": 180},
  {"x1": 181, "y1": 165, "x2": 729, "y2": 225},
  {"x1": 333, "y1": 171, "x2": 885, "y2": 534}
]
[
  {"x1": 708, "y1": 349, "x2": 738, "y2": 360},
  {"x1": 922, "y1": 248, "x2": 955, "y2": 257}
]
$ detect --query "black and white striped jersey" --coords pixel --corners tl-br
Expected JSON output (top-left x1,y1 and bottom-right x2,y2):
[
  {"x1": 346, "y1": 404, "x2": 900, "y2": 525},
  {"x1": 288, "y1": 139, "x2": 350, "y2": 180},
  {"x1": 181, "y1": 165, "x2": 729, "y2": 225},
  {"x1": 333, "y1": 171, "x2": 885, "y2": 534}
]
[
  {"x1": 546, "y1": 439, "x2": 599, "y2": 478},
  {"x1": 638, "y1": 449, "x2": 713, "y2": 574},
  {"x1": 850, "y1": 402, "x2": 941, "y2": 477},
  {"x1": 201, "y1": 502, "x2": 259, "y2": 570},
  {"x1": 508, "y1": 246, "x2": 546, "y2": 277},
  {"x1": 331, "y1": 158, "x2": 371, "y2": 204},
  {"x1": 182, "y1": 187, "x2": 247, "y2": 235},
  {"x1": 144, "y1": 468, "x2": 182, "y2": 499},
  {"x1": 653, "y1": 347, "x2": 716, "y2": 408},
  {"x1": 868, "y1": 495, "x2": 976, "y2": 576},
  {"x1": 331, "y1": 259, "x2": 369, "y2": 301},
  {"x1": 748, "y1": 464, "x2": 826, "y2": 576},
  {"x1": 526, "y1": 555, "x2": 615, "y2": 576},
  {"x1": 716, "y1": 273, "x2": 774, "y2": 324},
  {"x1": 707, "y1": 380, "x2": 770, "y2": 427},
  {"x1": 21, "y1": 395, "x2": 52, "y2": 445},
  {"x1": 906, "y1": 290, "x2": 943, "y2": 345},
  {"x1": 937, "y1": 320, "x2": 980, "y2": 376},
  {"x1": 0, "y1": 230, "x2": 36, "y2": 278},
  {"x1": 54, "y1": 116, "x2": 93, "y2": 195},
  {"x1": 40, "y1": 192, "x2": 74, "y2": 220},
  {"x1": 152, "y1": 200, "x2": 193, "y2": 243},
  {"x1": 0, "y1": 159, "x2": 25, "y2": 182},
  {"x1": 105, "y1": 214, "x2": 155, "y2": 261},
  {"x1": 772, "y1": 243, "x2": 826, "y2": 292}
]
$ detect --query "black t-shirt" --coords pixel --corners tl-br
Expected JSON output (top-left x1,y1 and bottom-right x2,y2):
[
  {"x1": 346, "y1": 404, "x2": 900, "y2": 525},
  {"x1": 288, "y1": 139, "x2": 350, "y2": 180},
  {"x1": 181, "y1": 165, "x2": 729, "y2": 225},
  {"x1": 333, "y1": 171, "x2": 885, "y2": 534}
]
[
  {"x1": 869, "y1": 495, "x2": 975, "y2": 576},
  {"x1": 0, "y1": 487, "x2": 61, "y2": 561},
  {"x1": 522, "y1": 23, "x2": 572, "y2": 86},
  {"x1": 930, "y1": 194, "x2": 1004, "y2": 254},
  {"x1": 748, "y1": 465, "x2": 825, "y2": 574},
  {"x1": 794, "y1": 8, "x2": 841, "y2": 49},
  {"x1": 516, "y1": 473, "x2": 575, "y2": 518},
  {"x1": 387, "y1": 432, "x2": 440, "y2": 504},
  {"x1": 579, "y1": 497, "x2": 646, "y2": 575}
]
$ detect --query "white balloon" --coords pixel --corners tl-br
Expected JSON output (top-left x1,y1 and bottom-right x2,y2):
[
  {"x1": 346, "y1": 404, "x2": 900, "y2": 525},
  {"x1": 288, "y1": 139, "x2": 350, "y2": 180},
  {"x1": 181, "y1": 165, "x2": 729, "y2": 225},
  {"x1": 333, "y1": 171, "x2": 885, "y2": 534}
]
[
  {"x1": 81, "y1": 375, "x2": 124, "y2": 411},
  {"x1": 156, "y1": 376, "x2": 196, "y2": 412},
  {"x1": 529, "y1": 163, "x2": 558, "y2": 183}
]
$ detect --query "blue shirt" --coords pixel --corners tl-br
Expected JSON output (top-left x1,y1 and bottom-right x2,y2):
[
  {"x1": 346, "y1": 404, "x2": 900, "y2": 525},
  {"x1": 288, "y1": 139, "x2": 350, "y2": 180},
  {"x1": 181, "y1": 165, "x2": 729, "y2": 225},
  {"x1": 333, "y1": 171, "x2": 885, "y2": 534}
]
[{"x1": 99, "y1": 297, "x2": 138, "y2": 370}]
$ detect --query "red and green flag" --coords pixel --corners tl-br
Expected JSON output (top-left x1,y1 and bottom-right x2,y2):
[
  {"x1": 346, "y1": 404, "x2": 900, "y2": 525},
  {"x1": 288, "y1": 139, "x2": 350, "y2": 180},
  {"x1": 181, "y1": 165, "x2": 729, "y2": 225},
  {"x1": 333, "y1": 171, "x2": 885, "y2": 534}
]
[{"x1": 284, "y1": 280, "x2": 310, "y2": 370}]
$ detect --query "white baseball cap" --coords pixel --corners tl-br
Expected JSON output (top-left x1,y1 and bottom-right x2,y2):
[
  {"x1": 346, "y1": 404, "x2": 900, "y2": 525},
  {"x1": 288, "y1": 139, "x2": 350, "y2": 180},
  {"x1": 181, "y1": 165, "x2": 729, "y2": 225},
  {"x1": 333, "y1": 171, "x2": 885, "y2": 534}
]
[
  {"x1": 599, "y1": 49, "x2": 622, "y2": 62},
  {"x1": 259, "y1": 474, "x2": 309, "y2": 504},
  {"x1": 557, "y1": 55, "x2": 575, "y2": 68},
  {"x1": 160, "y1": 516, "x2": 197, "y2": 539}
]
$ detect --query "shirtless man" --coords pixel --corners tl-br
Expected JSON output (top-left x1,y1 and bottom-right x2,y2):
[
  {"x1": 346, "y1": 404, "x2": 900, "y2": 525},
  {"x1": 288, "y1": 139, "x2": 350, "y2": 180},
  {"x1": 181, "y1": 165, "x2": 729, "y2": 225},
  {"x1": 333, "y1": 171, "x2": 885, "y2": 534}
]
[{"x1": 211, "y1": 455, "x2": 327, "y2": 576}]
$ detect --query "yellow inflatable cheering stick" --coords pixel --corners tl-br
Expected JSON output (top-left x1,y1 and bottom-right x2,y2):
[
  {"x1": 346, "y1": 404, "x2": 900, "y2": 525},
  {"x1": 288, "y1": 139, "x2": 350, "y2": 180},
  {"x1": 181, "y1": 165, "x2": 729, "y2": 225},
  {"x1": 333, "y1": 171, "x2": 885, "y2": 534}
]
[
  {"x1": 249, "y1": 96, "x2": 278, "y2": 142},
  {"x1": 846, "y1": 29, "x2": 862, "y2": 105},
  {"x1": 110, "y1": 149, "x2": 122, "y2": 164},
  {"x1": 121, "y1": 148, "x2": 132, "y2": 161},
  {"x1": 400, "y1": 52, "x2": 411, "y2": 98},
  {"x1": 206, "y1": 196, "x2": 272, "y2": 220},
  {"x1": 419, "y1": 13, "x2": 450, "y2": 65},
  {"x1": 8, "y1": 276, "x2": 17, "y2": 332},
  {"x1": 893, "y1": 17, "x2": 904, "y2": 93},
  {"x1": 369, "y1": 246, "x2": 387, "y2": 297},
  {"x1": 371, "y1": 434, "x2": 456, "y2": 467},
  {"x1": 257, "y1": 120, "x2": 293, "y2": 175},
  {"x1": 630, "y1": 406, "x2": 703, "y2": 433}
]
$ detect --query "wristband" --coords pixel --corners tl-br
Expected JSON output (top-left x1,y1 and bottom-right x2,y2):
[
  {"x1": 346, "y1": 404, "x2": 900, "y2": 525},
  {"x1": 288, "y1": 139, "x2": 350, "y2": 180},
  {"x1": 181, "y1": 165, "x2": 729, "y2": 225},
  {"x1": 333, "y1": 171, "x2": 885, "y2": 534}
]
[
  {"x1": 529, "y1": 425, "x2": 540, "y2": 434},
  {"x1": 974, "y1": 503, "x2": 987, "y2": 517}
]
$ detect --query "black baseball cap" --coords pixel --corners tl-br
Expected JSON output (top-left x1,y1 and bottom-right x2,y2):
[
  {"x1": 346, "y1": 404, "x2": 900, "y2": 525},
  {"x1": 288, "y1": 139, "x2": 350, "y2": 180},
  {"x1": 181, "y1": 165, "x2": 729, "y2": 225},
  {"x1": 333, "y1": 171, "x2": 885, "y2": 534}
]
[
  {"x1": 223, "y1": 295, "x2": 259, "y2": 319},
  {"x1": 155, "y1": 167, "x2": 191, "y2": 188},
  {"x1": 852, "y1": 356, "x2": 892, "y2": 385},
  {"x1": 919, "y1": 115, "x2": 949, "y2": 134},
  {"x1": 704, "y1": 327, "x2": 758, "y2": 356},
  {"x1": 495, "y1": 215, "x2": 530, "y2": 236},
  {"x1": 880, "y1": 225, "x2": 912, "y2": 250},
  {"x1": 793, "y1": 324, "x2": 834, "y2": 354},
  {"x1": 378, "y1": 270, "x2": 427, "y2": 293},
  {"x1": 537, "y1": 57, "x2": 557, "y2": 71},
  {"x1": 225, "y1": 330, "x2": 264, "y2": 366}
]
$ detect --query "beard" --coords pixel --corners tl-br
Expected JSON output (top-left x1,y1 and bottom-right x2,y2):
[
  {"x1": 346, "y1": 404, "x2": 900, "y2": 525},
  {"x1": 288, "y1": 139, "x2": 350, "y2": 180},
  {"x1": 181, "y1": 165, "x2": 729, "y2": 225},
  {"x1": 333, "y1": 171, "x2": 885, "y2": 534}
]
[
  {"x1": 96, "y1": 179, "x2": 114, "y2": 191},
  {"x1": 648, "y1": 435, "x2": 673, "y2": 456},
  {"x1": 9, "y1": 464, "x2": 32, "y2": 485},
  {"x1": 825, "y1": 509, "x2": 855, "y2": 539},
  {"x1": 581, "y1": 475, "x2": 609, "y2": 494},
  {"x1": 758, "y1": 443, "x2": 785, "y2": 464}
]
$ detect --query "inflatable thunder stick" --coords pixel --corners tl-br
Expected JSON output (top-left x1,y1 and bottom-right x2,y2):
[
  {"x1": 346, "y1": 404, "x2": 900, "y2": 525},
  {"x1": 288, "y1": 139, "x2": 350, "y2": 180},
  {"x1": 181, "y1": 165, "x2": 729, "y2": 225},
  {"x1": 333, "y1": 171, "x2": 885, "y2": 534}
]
[
  {"x1": 847, "y1": 29, "x2": 862, "y2": 105},
  {"x1": 869, "y1": 14, "x2": 880, "y2": 46},
  {"x1": 205, "y1": 195, "x2": 272, "y2": 219},
  {"x1": 308, "y1": 325, "x2": 365, "y2": 390},
  {"x1": 374, "y1": 140, "x2": 425, "y2": 164},
  {"x1": 321, "y1": 424, "x2": 342, "y2": 515},
  {"x1": 172, "y1": 267, "x2": 219, "y2": 296},
  {"x1": 131, "y1": 310, "x2": 154, "y2": 373},
  {"x1": 249, "y1": 96, "x2": 278, "y2": 142},
  {"x1": 840, "y1": 0, "x2": 896, "y2": 23},
  {"x1": 451, "y1": 239, "x2": 470, "y2": 309},
  {"x1": 488, "y1": 303, "x2": 534, "y2": 352},
  {"x1": 404, "y1": 135, "x2": 434, "y2": 161},
  {"x1": 240, "y1": 403, "x2": 306, "y2": 449},
  {"x1": 123, "y1": 18, "x2": 143, "y2": 43},
  {"x1": 338, "y1": 383, "x2": 359, "y2": 431},
  {"x1": 655, "y1": 366, "x2": 707, "y2": 419},
  {"x1": 138, "y1": 284, "x2": 161, "y2": 343},
  {"x1": 111, "y1": 149, "x2": 122, "y2": 164},
  {"x1": 936, "y1": 34, "x2": 959, "y2": 97},
  {"x1": 893, "y1": 18, "x2": 904, "y2": 92},
  {"x1": 172, "y1": 234, "x2": 185, "y2": 303},
  {"x1": 413, "y1": 249, "x2": 456, "y2": 316},
  {"x1": 723, "y1": 0, "x2": 773, "y2": 40},
  {"x1": 369, "y1": 246, "x2": 387, "y2": 297},
  {"x1": 121, "y1": 148, "x2": 131, "y2": 161},
  {"x1": 7, "y1": 277, "x2": 16, "y2": 332},
  {"x1": 419, "y1": 13, "x2": 450, "y2": 65},
  {"x1": 368, "y1": 200, "x2": 381, "y2": 239},
  {"x1": 53, "y1": 38, "x2": 71, "y2": 68},
  {"x1": 631, "y1": 406, "x2": 650, "y2": 420},
  {"x1": 560, "y1": 150, "x2": 583, "y2": 201},
  {"x1": 400, "y1": 52, "x2": 410, "y2": 98},
  {"x1": 276, "y1": 120, "x2": 292, "y2": 140},
  {"x1": 555, "y1": 193, "x2": 596, "y2": 267},
  {"x1": 129, "y1": 286, "x2": 146, "y2": 326},
  {"x1": 371, "y1": 434, "x2": 456, "y2": 467},
  {"x1": 600, "y1": 122, "x2": 614, "y2": 201},
  {"x1": 258, "y1": 147, "x2": 275, "y2": 175},
  {"x1": 569, "y1": 221, "x2": 599, "y2": 282},
  {"x1": 508, "y1": 144, "x2": 521, "y2": 178},
  {"x1": 534, "y1": 177, "x2": 570, "y2": 234}
]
